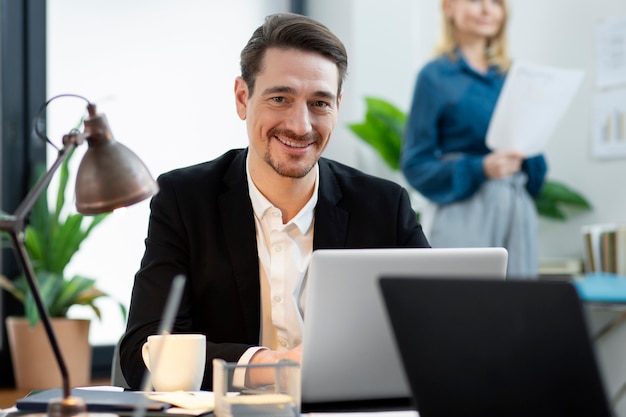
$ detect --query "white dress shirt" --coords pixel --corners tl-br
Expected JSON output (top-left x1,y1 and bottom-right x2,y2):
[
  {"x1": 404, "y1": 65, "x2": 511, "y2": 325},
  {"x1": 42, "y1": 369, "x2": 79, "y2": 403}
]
[{"x1": 235, "y1": 156, "x2": 318, "y2": 375}]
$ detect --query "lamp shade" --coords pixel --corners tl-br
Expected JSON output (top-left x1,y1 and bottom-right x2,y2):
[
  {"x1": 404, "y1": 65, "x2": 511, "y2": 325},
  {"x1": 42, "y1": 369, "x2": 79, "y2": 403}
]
[{"x1": 75, "y1": 107, "x2": 158, "y2": 214}]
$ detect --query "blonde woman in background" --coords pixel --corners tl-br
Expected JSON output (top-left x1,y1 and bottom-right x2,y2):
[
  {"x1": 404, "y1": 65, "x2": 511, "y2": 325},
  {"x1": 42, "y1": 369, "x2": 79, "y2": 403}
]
[{"x1": 401, "y1": 0, "x2": 547, "y2": 278}]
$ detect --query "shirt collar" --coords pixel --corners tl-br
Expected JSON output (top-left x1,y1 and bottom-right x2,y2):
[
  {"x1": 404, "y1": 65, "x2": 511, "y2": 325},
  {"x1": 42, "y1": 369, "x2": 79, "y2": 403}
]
[
  {"x1": 246, "y1": 154, "x2": 318, "y2": 234},
  {"x1": 453, "y1": 47, "x2": 502, "y2": 80}
]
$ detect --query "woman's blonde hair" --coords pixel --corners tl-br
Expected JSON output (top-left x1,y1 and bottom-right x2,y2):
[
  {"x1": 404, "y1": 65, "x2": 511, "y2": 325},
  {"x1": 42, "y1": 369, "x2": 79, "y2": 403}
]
[{"x1": 434, "y1": 0, "x2": 511, "y2": 71}]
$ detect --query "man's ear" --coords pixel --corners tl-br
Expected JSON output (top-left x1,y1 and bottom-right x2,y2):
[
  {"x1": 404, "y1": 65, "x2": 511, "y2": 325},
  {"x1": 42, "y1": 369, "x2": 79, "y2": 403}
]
[
  {"x1": 337, "y1": 91, "x2": 343, "y2": 111},
  {"x1": 234, "y1": 76, "x2": 248, "y2": 120}
]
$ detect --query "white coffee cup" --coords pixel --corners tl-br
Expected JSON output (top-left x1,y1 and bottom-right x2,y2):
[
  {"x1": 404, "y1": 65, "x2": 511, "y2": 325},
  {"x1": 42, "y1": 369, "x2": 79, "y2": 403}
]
[{"x1": 142, "y1": 334, "x2": 206, "y2": 391}]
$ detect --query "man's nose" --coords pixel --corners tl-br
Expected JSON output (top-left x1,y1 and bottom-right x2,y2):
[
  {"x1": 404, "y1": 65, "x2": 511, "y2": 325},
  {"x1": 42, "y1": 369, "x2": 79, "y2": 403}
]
[{"x1": 284, "y1": 103, "x2": 311, "y2": 136}]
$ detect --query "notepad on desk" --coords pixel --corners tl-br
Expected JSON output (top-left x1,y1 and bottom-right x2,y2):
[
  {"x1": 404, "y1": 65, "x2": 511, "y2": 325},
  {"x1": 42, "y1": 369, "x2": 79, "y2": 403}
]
[{"x1": 148, "y1": 391, "x2": 214, "y2": 415}]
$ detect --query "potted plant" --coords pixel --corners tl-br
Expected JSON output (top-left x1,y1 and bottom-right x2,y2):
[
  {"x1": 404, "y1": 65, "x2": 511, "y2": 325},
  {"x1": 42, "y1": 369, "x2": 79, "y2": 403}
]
[
  {"x1": 348, "y1": 96, "x2": 592, "y2": 221},
  {"x1": 0, "y1": 148, "x2": 127, "y2": 389}
]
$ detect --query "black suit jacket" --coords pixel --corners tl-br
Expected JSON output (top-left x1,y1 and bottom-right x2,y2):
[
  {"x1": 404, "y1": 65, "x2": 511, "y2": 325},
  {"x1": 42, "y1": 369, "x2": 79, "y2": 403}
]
[{"x1": 120, "y1": 148, "x2": 429, "y2": 390}]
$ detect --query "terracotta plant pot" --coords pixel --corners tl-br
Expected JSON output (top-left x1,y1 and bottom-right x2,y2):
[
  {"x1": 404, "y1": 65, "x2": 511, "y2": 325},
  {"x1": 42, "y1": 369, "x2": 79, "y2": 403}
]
[{"x1": 5, "y1": 316, "x2": 92, "y2": 390}]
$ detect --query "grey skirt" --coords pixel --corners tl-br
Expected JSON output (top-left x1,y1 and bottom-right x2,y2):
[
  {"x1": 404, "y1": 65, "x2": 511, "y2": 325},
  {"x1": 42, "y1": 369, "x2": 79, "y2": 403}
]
[{"x1": 426, "y1": 172, "x2": 538, "y2": 278}]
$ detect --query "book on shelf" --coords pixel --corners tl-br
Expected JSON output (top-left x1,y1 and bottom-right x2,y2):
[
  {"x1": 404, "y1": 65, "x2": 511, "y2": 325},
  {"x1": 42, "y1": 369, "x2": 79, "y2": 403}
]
[
  {"x1": 582, "y1": 223, "x2": 626, "y2": 275},
  {"x1": 601, "y1": 229, "x2": 617, "y2": 273}
]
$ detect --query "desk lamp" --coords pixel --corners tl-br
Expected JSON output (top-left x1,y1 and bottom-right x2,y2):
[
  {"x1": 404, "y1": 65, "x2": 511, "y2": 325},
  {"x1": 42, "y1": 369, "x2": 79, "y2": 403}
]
[{"x1": 0, "y1": 94, "x2": 159, "y2": 417}]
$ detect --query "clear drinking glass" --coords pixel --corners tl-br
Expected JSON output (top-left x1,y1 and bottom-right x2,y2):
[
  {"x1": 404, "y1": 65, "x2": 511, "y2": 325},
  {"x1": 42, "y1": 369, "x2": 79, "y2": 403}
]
[{"x1": 213, "y1": 359, "x2": 300, "y2": 417}]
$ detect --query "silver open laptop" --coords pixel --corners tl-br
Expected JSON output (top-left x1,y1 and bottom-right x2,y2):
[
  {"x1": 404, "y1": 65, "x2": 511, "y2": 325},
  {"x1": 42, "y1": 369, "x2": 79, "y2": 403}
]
[{"x1": 300, "y1": 247, "x2": 508, "y2": 406}]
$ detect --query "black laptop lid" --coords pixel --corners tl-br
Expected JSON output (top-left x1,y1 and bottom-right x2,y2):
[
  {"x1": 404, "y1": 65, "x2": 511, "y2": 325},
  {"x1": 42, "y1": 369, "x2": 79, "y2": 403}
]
[{"x1": 379, "y1": 277, "x2": 614, "y2": 417}]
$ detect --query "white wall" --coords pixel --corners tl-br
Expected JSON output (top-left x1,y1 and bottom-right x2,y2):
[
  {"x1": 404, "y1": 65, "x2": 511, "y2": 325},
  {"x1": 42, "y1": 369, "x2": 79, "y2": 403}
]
[
  {"x1": 506, "y1": 0, "x2": 626, "y2": 262},
  {"x1": 312, "y1": 0, "x2": 626, "y2": 267}
]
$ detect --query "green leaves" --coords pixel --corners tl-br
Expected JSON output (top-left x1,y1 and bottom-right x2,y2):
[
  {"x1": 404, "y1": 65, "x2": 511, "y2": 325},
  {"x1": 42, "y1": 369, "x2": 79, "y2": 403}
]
[
  {"x1": 5, "y1": 272, "x2": 127, "y2": 327},
  {"x1": 347, "y1": 96, "x2": 593, "y2": 222},
  {"x1": 534, "y1": 180, "x2": 592, "y2": 221},
  {"x1": 24, "y1": 211, "x2": 108, "y2": 275},
  {"x1": 348, "y1": 97, "x2": 406, "y2": 171}
]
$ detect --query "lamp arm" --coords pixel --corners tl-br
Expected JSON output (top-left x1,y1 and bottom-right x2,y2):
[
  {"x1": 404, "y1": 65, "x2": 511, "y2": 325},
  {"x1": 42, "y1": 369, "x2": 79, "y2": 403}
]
[
  {"x1": 0, "y1": 136, "x2": 82, "y2": 400},
  {"x1": 14, "y1": 139, "x2": 80, "y2": 225}
]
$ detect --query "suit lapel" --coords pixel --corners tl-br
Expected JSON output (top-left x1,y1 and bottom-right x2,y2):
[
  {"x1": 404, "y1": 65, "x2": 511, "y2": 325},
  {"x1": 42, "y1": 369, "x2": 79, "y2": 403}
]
[
  {"x1": 313, "y1": 159, "x2": 349, "y2": 249},
  {"x1": 218, "y1": 150, "x2": 261, "y2": 343}
]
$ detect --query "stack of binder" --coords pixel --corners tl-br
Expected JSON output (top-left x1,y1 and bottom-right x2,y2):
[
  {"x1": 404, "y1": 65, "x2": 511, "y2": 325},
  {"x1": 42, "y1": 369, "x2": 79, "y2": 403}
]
[{"x1": 581, "y1": 223, "x2": 626, "y2": 275}]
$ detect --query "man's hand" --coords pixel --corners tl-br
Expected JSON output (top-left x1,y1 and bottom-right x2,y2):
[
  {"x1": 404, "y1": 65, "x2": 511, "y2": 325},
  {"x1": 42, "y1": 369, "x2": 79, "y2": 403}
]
[
  {"x1": 483, "y1": 150, "x2": 524, "y2": 179},
  {"x1": 246, "y1": 345, "x2": 302, "y2": 387}
]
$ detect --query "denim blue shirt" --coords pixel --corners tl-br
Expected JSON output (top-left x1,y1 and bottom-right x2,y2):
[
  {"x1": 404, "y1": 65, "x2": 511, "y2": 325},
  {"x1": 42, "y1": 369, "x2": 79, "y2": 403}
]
[{"x1": 401, "y1": 51, "x2": 547, "y2": 205}]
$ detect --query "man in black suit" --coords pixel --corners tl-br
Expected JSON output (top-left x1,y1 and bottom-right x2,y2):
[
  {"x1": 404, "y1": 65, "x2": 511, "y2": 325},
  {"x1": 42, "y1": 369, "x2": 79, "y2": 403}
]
[{"x1": 120, "y1": 12, "x2": 429, "y2": 390}]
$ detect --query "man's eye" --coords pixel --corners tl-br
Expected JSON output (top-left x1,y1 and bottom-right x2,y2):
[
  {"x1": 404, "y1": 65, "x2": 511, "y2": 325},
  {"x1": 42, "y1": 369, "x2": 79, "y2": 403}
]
[
  {"x1": 272, "y1": 97, "x2": 285, "y2": 103},
  {"x1": 313, "y1": 101, "x2": 329, "y2": 108}
]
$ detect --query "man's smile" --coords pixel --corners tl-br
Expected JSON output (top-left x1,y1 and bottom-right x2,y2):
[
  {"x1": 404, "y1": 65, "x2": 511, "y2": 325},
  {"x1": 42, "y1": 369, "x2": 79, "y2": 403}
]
[{"x1": 275, "y1": 135, "x2": 312, "y2": 149}]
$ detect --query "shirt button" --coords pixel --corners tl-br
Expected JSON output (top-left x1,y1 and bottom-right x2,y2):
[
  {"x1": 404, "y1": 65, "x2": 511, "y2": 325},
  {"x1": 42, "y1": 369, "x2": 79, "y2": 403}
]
[
  {"x1": 279, "y1": 339, "x2": 288, "y2": 347},
  {"x1": 273, "y1": 296, "x2": 282, "y2": 303},
  {"x1": 272, "y1": 211, "x2": 281, "y2": 217},
  {"x1": 274, "y1": 245, "x2": 282, "y2": 252}
]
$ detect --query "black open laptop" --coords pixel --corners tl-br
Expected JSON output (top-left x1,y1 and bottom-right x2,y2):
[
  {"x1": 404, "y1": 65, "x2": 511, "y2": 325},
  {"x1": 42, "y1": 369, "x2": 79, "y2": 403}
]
[{"x1": 379, "y1": 277, "x2": 615, "y2": 417}]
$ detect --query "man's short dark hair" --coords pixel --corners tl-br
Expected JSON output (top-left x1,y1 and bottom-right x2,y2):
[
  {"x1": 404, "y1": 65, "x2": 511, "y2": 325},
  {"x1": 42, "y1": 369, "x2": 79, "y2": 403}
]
[{"x1": 240, "y1": 13, "x2": 348, "y2": 98}]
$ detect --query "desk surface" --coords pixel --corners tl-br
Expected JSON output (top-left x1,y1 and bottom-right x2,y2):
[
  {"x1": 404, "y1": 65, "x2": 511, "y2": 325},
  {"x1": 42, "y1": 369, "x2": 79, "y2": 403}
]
[
  {"x1": 0, "y1": 385, "x2": 419, "y2": 417},
  {"x1": 0, "y1": 388, "x2": 30, "y2": 409}
]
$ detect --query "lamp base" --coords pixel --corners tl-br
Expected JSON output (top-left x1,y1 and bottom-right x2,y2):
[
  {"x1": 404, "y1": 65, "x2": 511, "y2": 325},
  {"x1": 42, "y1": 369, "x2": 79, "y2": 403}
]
[{"x1": 46, "y1": 396, "x2": 87, "y2": 417}]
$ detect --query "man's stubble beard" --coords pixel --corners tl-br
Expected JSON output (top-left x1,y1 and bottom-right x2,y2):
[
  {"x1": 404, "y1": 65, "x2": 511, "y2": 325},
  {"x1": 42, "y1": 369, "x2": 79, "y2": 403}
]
[
  {"x1": 264, "y1": 151, "x2": 316, "y2": 179},
  {"x1": 264, "y1": 128, "x2": 322, "y2": 178}
]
